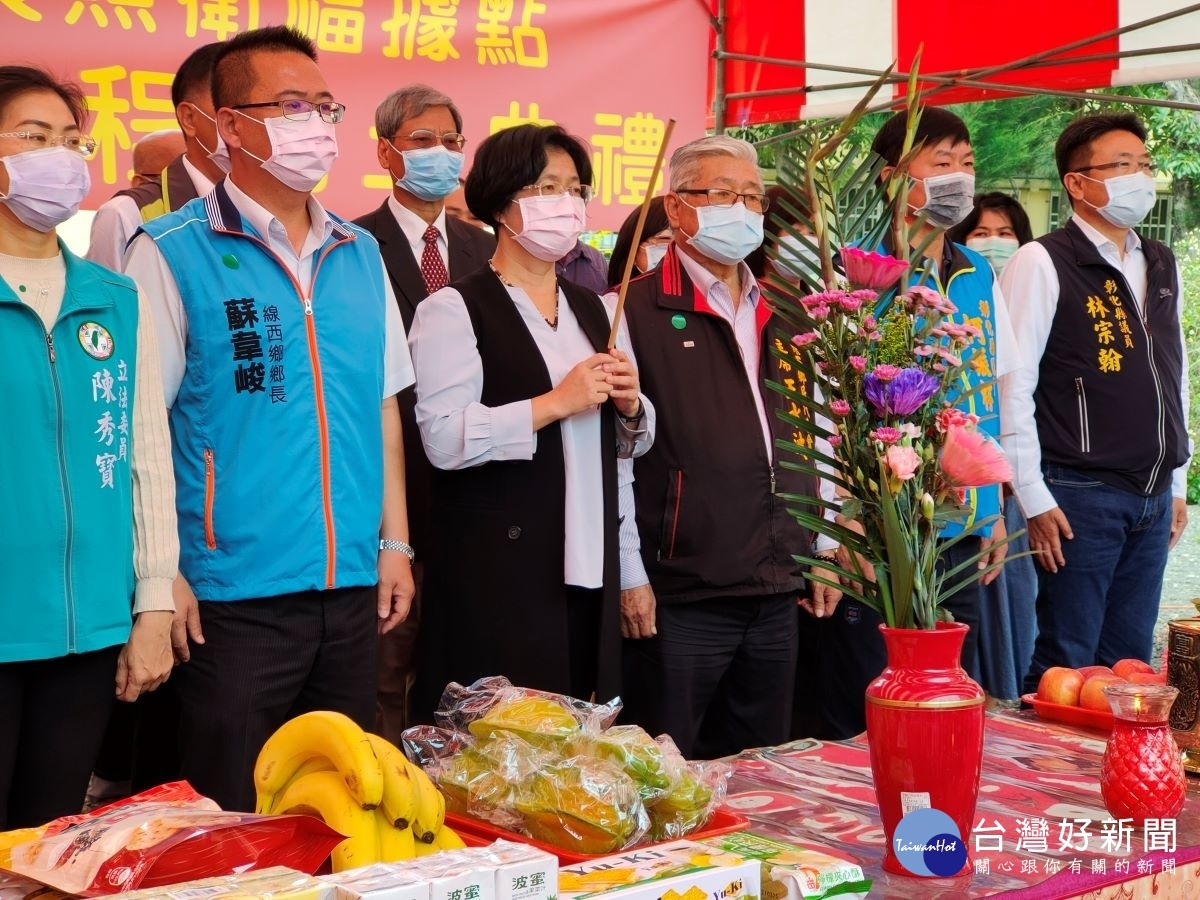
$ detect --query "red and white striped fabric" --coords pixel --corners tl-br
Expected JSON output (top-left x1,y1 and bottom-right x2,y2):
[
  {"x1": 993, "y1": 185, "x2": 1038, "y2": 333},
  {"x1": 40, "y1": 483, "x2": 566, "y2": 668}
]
[{"x1": 708, "y1": 0, "x2": 1200, "y2": 127}]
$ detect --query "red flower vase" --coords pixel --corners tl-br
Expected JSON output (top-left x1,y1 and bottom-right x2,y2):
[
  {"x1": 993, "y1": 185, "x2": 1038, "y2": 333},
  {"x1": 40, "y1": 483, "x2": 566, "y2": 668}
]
[{"x1": 866, "y1": 621, "x2": 985, "y2": 877}]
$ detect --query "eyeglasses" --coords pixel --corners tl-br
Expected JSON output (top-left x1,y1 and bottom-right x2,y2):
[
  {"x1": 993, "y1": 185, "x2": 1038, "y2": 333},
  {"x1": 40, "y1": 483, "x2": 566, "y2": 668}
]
[
  {"x1": 231, "y1": 98, "x2": 346, "y2": 124},
  {"x1": 392, "y1": 129, "x2": 466, "y2": 151},
  {"x1": 676, "y1": 188, "x2": 770, "y2": 213},
  {"x1": 0, "y1": 130, "x2": 96, "y2": 158},
  {"x1": 134, "y1": 173, "x2": 163, "y2": 185},
  {"x1": 1072, "y1": 160, "x2": 1158, "y2": 177},
  {"x1": 520, "y1": 181, "x2": 594, "y2": 204}
]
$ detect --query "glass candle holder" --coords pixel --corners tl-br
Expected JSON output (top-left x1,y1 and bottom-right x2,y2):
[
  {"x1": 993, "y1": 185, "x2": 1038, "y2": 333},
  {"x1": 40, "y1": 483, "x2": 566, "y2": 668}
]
[{"x1": 1099, "y1": 683, "x2": 1187, "y2": 825}]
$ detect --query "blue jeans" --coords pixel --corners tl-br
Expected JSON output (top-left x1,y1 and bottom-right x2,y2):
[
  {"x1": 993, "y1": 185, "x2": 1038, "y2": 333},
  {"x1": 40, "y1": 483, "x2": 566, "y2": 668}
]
[{"x1": 1022, "y1": 466, "x2": 1172, "y2": 693}]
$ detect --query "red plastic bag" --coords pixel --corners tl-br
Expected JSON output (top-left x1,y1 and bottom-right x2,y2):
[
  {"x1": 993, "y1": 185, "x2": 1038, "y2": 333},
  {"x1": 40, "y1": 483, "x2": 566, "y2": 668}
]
[{"x1": 7, "y1": 782, "x2": 342, "y2": 896}]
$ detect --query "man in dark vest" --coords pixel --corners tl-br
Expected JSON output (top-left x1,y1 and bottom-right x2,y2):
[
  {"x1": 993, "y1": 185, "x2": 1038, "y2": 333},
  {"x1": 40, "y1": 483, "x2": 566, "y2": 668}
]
[
  {"x1": 617, "y1": 134, "x2": 819, "y2": 759},
  {"x1": 353, "y1": 84, "x2": 493, "y2": 745},
  {"x1": 86, "y1": 41, "x2": 226, "y2": 271},
  {"x1": 1001, "y1": 113, "x2": 1191, "y2": 690},
  {"x1": 130, "y1": 130, "x2": 185, "y2": 188}
]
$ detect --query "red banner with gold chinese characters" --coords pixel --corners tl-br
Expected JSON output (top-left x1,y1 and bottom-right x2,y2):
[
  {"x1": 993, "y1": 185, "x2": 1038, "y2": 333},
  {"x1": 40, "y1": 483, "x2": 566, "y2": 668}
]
[{"x1": 3, "y1": 0, "x2": 709, "y2": 230}]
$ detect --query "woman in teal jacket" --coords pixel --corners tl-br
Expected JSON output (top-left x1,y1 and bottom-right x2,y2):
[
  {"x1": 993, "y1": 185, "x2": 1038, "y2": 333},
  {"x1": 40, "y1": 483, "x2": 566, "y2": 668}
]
[{"x1": 0, "y1": 66, "x2": 178, "y2": 827}]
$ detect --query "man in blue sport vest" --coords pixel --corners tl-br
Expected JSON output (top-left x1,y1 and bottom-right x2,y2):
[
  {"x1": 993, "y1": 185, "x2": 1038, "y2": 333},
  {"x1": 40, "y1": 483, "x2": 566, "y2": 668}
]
[{"x1": 124, "y1": 26, "x2": 416, "y2": 811}]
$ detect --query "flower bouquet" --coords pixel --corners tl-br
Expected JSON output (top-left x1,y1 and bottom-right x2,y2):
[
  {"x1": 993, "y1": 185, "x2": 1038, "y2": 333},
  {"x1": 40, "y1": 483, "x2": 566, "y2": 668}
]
[{"x1": 763, "y1": 75, "x2": 1016, "y2": 630}]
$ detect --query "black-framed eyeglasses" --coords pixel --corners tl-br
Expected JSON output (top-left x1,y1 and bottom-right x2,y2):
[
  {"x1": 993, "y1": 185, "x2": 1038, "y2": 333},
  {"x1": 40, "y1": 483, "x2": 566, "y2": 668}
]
[
  {"x1": 392, "y1": 129, "x2": 466, "y2": 151},
  {"x1": 1072, "y1": 160, "x2": 1157, "y2": 177},
  {"x1": 0, "y1": 130, "x2": 97, "y2": 158},
  {"x1": 231, "y1": 99, "x2": 346, "y2": 124},
  {"x1": 676, "y1": 187, "x2": 770, "y2": 213},
  {"x1": 520, "y1": 181, "x2": 594, "y2": 204}
]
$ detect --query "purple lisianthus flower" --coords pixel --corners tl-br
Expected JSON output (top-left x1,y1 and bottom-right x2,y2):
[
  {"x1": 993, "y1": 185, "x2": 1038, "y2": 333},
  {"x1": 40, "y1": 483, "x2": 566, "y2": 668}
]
[{"x1": 863, "y1": 366, "x2": 941, "y2": 418}]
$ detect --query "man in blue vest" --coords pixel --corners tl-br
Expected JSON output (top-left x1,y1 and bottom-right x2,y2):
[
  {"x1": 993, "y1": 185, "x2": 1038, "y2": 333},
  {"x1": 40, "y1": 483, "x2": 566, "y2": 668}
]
[
  {"x1": 124, "y1": 26, "x2": 415, "y2": 812},
  {"x1": 807, "y1": 108, "x2": 1018, "y2": 738},
  {"x1": 1002, "y1": 113, "x2": 1191, "y2": 690}
]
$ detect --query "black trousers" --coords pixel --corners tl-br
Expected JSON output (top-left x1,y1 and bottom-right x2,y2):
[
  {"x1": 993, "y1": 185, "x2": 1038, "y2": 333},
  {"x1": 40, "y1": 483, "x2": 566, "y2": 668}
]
[
  {"x1": 0, "y1": 647, "x2": 121, "y2": 828},
  {"x1": 173, "y1": 587, "x2": 378, "y2": 812},
  {"x1": 93, "y1": 679, "x2": 182, "y2": 792},
  {"x1": 621, "y1": 593, "x2": 798, "y2": 759}
]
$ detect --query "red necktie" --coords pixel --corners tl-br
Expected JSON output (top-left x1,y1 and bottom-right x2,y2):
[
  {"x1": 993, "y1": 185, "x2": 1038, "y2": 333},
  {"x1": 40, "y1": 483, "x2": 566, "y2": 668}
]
[{"x1": 420, "y1": 225, "x2": 449, "y2": 295}]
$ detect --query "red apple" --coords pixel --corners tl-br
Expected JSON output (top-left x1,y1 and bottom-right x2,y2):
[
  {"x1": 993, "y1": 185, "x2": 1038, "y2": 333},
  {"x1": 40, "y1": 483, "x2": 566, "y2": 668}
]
[
  {"x1": 1112, "y1": 658, "x2": 1156, "y2": 678},
  {"x1": 1037, "y1": 667, "x2": 1085, "y2": 706},
  {"x1": 1078, "y1": 665, "x2": 1115, "y2": 680},
  {"x1": 1128, "y1": 671, "x2": 1168, "y2": 685},
  {"x1": 1080, "y1": 674, "x2": 1125, "y2": 712}
]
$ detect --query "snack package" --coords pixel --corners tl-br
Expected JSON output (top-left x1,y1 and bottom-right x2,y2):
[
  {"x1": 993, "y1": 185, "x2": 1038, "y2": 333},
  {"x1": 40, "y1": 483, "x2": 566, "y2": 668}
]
[
  {"x1": 8, "y1": 782, "x2": 343, "y2": 896},
  {"x1": 698, "y1": 833, "x2": 871, "y2": 900},
  {"x1": 116, "y1": 866, "x2": 331, "y2": 899},
  {"x1": 0, "y1": 871, "x2": 69, "y2": 900}
]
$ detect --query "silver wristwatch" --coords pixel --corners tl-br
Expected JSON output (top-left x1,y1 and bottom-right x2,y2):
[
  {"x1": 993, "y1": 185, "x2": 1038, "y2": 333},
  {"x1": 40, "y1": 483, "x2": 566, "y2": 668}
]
[{"x1": 379, "y1": 538, "x2": 415, "y2": 562}]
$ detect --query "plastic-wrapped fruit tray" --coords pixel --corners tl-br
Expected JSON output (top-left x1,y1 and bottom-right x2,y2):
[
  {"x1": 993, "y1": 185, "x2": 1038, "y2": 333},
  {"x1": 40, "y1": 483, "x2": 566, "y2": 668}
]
[{"x1": 444, "y1": 807, "x2": 749, "y2": 864}]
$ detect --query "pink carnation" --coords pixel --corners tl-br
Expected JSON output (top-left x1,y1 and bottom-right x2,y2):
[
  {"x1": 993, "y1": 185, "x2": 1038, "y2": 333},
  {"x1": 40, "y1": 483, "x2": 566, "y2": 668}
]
[
  {"x1": 829, "y1": 399, "x2": 852, "y2": 416},
  {"x1": 914, "y1": 344, "x2": 935, "y2": 357},
  {"x1": 848, "y1": 355, "x2": 867, "y2": 372},
  {"x1": 841, "y1": 247, "x2": 908, "y2": 290},
  {"x1": 792, "y1": 331, "x2": 819, "y2": 347},
  {"x1": 939, "y1": 424, "x2": 1013, "y2": 487},
  {"x1": 871, "y1": 364, "x2": 902, "y2": 382},
  {"x1": 936, "y1": 348, "x2": 962, "y2": 366},
  {"x1": 935, "y1": 407, "x2": 980, "y2": 433},
  {"x1": 885, "y1": 445, "x2": 921, "y2": 481},
  {"x1": 839, "y1": 296, "x2": 864, "y2": 313},
  {"x1": 870, "y1": 426, "x2": 902, "y2": 445},
  {"x1": 827, "y1": 434, "x2": 843, "y2": 447}
]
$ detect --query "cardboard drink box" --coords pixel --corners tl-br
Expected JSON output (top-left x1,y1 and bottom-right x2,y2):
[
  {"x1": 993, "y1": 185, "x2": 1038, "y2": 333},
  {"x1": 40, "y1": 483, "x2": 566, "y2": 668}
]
[
  {"x1": 482, "y1": 841, "x2": 557, "y2": 900},
  {"x1": 116, "y1": 865, "x2": 333, "y2": 899},
  {"x1": 320, "y1": 863, "x2": 431, "y2": 900},
  {"x1": 557, "y1": 840, "x2": 761, "y2": 900}
]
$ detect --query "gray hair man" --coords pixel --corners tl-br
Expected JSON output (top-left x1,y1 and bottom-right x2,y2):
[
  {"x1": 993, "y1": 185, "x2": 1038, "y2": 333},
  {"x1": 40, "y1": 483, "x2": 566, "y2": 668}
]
[
  {"x1": 353, "y1": 85, "x2": 494, "y2": 745},
  {"x1": 130, "y1": 130, "x2": 185, "y2": 187},
  {"x1": 612, "y1": 134, "x2": 820, "y2": 758}
]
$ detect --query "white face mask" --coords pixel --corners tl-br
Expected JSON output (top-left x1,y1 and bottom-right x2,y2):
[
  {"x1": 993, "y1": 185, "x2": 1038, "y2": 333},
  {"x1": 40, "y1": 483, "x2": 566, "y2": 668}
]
[
  {"x1": 914, "y1": 171, "x2": 975, "y2": 229},
  {"x1": 237, "y1": 112, "x2": 338, "y2": 192},
  {"x1": 189, "y1": 105, "x2": 231, "y2": 174},
  {"x1": 965, "y1": 236, "x2": 1020, "y2": 275},
  {"x1": 776, "y1": 232, "x2": 821, "y2": 275},
  {"x1": 1081, "y1": 171, "x2": 1157, "y2": 228},
  {"x1": 681, "y1": 199, "x2": 764, "y2": 265},
  {"x1": 505, "y1": 193, "x2": 586, "y2": 262},
  {"x1": 0, "y1": 146, "x2": 91, "y2": 232},
  {"x1": 641, "y1": 241, "x2": 668, "y2": 272}
]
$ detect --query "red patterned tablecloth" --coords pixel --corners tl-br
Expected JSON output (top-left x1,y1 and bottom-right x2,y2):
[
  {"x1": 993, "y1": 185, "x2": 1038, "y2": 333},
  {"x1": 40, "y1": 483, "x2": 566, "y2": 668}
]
[{"x1": 722, "y1": 711, "x2": 1200, "y2": 898}]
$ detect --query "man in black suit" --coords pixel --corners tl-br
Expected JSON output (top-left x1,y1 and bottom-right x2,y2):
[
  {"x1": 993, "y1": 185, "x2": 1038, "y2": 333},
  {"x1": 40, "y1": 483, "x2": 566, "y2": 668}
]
[{"x1": 354, "y1": 85, "x2": 493, "y2": 741}]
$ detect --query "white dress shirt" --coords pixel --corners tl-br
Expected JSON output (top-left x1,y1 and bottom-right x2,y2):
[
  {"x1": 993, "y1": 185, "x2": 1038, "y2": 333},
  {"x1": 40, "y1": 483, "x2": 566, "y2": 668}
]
[
  {"x1": 388, "y1": 194, "x2": 449, "y2": 269},
  {"x1": 86, "y1": 155, "x2": 216, "y2": 273},
  {"x1": 999, "y1": 213, "x2": 1191, "y2": 517},
  {"x1": 124, "y1": 175, "x2": 414, "y2": 407},
  {"x1": 409, "y1": 279, "x2": 654, "y2": 589}
]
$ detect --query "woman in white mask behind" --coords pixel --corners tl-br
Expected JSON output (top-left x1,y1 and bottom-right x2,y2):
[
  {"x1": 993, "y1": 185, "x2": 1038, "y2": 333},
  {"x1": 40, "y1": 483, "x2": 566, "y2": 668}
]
[
  {"x1": 0, "y1": 66, "x2": 177, "y2": 827},
  {"x1": 747, "y1": 184, "x2": 819, "y2": 291},
  {"x1": 606, "y1": 196, "x2": 671, "y2": 289},
  {"x1": 406, "y1": 124, "x2": 655, "y2": 718},
  {"x1": 947, "y1": 191, "x2": 1033, "y2": 278}
]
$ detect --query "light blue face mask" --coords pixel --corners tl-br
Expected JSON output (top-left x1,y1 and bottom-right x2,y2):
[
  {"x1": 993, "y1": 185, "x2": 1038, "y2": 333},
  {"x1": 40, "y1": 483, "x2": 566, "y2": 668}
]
[
  {"x1": 681, "y1": 198, "x2": 764, "y2": 265},
  {"x1": 392, "y1": 144, "x2": 463, "y2": 201}
]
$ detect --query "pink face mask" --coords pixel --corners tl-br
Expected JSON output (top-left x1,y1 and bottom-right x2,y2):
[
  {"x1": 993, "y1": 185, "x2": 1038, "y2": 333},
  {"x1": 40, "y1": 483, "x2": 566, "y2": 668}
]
[
  {"x1": 505, "y1": 193, "x2": 586, "y2": 262},
  {"x1": 237, "y1": 111, "x2": 338, "y2": 191},
  {"x1": 0, "y1": 146, "x2": 91, "y2": 232}
]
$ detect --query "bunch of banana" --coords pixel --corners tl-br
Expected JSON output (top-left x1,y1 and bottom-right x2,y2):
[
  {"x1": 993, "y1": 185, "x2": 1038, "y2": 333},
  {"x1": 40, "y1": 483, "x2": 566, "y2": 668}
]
[{"x1": 254, "y1": 711, "x2": 466, "y2": 872}]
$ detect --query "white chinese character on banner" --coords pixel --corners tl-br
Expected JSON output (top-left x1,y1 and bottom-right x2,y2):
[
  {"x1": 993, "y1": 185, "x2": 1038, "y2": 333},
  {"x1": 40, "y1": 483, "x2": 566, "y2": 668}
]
[
  {"x1": 1144, "y1": 819, "x2": 1176, "y2": 853},
  {"x1": 96, "y1": 452, "x2": 117, "y2": 488},
  {"x1": 972, "y1": 818, "x2": 1005, "y2": 853},
  {"x1": 1015, "y1": 817, "x2": 1049, "y2": 853},
  {"x1": 95, "y1": 410, "x2": 115, "y2": 446},
  {"x1": 1056, "y1": 818, "x2": 1090, "y2": 853},
  {"x1": 1100, "y1": 818, "x2": 1133, "y2": 853}
]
